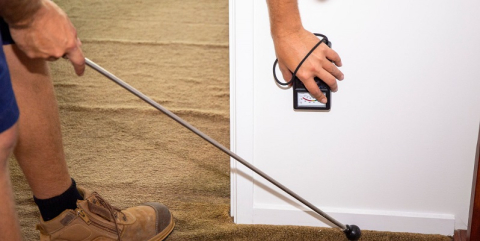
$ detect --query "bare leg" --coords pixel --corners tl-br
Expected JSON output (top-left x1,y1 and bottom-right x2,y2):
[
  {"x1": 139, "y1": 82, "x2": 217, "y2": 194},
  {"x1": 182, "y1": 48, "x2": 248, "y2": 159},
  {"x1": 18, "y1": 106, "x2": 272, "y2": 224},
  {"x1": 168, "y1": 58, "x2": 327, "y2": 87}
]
[
  {"x1": 5, "y1": 44, "x2": 72, "y2": 199},
  {"x1": 0, "y1": 123, "x2": 22, "y2": 241},
  {"x1": 4, "y1": 46, "x2": 175, "y2": 241}
]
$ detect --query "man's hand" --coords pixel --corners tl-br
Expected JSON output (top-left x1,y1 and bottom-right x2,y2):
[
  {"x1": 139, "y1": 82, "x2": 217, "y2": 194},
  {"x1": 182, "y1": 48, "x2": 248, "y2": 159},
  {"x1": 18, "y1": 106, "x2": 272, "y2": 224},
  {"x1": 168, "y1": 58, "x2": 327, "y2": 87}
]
[
  {"x1": 8, "y1": 0, "x2": 85, "y2": 76},
  {"x1": 266, "y1": 0, "x2": 343, "y2": 104},
  {"x1": 272, "y1": 28, "x2": 343, "y2": 104}
]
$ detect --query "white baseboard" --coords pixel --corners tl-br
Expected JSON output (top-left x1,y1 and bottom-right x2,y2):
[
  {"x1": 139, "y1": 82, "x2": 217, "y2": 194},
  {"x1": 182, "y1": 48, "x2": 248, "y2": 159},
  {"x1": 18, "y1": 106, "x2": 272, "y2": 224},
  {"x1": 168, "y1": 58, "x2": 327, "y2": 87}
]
[{"x1": 246, "y1": 205, "x2": 455, "y2": 236}]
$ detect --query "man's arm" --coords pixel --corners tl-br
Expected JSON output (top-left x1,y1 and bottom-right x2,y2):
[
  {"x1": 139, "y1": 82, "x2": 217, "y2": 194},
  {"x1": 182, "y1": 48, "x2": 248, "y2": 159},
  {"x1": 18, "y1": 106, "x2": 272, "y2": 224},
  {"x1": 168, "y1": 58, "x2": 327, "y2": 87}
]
[
  {"x1": 0, "y1": 0, "x2": 85, "y2": 75},
  {"x1": 266, "y1": 0, "x2": 343, "y2": 104},
  {"x1": 266, "y1": 0, "x2": 303, "y2": 38},
  {"x1": 0, "y1": 0, "x2": 42, "y2": 27}
]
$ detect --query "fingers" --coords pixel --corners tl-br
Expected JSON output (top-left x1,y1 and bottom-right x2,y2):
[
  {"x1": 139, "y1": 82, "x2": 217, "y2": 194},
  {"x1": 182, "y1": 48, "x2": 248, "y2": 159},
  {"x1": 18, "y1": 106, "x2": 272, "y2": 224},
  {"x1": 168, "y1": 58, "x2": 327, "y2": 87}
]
[
  {"x1": 322, "y1": 57, "x2": 344, "y2": 81},
  {"x1": 316, "y1": 60, "x2": 342, "y2": 92},
  {"x1": 44, "y1": 40, "x2": 85, "y2": 76},
  {"x1": 305, "y1": 44, "x2": 344, "y2": 93},
  {"x1": 65, "y1": 48, "x2": 85, "y2": 76},
  {"x1": 293, "y1": 44, "x2": 344, "y2": 104},
  {"x1": 324, "y1": 45, "x2": 343, "y2": 67},
  {"x1": 64, "y1": 38, "x2": 85, "y2": 76},
  {"x1": 319, "y1": 43, "x2": 343, "y2": 80},
  {"x1": 302, "y1": 78, "x2": 328, "y2": 104}
]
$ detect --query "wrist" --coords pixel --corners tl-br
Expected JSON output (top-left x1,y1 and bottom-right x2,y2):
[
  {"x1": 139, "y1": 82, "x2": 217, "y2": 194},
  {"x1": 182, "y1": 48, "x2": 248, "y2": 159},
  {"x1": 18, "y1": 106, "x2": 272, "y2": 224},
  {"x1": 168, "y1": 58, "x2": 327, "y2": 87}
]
[{"x1": 271, "y1": 24, "x2": 304, "y2": 39}]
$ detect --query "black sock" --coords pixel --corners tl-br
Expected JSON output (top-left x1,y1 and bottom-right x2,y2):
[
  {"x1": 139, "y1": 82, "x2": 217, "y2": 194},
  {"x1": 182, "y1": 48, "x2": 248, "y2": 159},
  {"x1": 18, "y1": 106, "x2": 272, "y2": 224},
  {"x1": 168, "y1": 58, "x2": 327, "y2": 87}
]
[{"x1": 34, "y1": 178, "x2": 83, "y2": 221}]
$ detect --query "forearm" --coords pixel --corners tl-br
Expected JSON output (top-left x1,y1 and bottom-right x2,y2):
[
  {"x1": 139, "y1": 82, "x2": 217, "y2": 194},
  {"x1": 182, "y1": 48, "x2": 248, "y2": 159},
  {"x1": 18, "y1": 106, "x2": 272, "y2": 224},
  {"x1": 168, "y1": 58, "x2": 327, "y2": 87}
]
[
  {"x1": 266, "y1": 0, "x2": 303, "y2": 38},
  {"x1": 0, "y1": 0, "x2": 42, "y2": 27}
]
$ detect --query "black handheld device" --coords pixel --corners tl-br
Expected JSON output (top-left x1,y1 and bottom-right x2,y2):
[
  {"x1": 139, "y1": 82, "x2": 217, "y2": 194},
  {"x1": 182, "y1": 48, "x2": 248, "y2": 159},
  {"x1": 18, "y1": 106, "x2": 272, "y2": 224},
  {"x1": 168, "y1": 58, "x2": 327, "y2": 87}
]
[{"x1": 293, "y1": 76, "x2": 331, "y2": 110}]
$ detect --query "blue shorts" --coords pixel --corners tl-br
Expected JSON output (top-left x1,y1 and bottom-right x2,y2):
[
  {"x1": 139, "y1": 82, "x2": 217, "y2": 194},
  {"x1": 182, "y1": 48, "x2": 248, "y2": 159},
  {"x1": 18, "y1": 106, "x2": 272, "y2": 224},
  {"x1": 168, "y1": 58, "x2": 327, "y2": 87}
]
[
  {"x1": 0, "y1": 18, "x2": 14, "y2": 45},
  {"x1": 0, "y1": 18, "x2": 19, "y2": 133}
]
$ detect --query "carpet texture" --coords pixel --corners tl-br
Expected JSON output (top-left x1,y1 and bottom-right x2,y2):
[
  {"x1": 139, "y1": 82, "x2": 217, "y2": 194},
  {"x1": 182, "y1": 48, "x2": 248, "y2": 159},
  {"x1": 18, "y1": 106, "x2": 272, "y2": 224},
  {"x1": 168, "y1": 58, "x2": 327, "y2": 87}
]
[{"x1": 9, "y1": 1, "x2": 453, "y2": 240}]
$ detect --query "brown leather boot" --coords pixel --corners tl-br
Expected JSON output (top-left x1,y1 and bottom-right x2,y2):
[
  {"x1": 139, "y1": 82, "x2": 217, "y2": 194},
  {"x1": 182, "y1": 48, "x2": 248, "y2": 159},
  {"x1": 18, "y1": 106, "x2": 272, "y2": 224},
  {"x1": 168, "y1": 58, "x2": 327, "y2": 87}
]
[{"x1": 36, "y1": 187, "x2": 175, "y2": 241}]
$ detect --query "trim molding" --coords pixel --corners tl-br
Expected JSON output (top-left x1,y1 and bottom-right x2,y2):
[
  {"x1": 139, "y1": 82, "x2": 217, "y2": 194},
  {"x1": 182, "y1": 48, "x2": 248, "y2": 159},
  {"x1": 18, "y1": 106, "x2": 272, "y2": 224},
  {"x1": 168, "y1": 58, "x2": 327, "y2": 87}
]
[
  {"x1": 252, "y1": 206, "x2": 454, "y2": 236},
  {"x1": 467, "y1": 123, "x2": 480, "y2": 240},
  {"x1": 229, "y1": 0, "x2": 255, "y2": 223}
]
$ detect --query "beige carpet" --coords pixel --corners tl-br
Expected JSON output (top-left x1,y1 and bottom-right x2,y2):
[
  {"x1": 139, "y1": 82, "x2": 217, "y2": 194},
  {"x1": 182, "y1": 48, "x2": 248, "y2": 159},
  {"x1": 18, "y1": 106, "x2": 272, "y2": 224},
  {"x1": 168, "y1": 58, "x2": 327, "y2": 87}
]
[{"x1": 9, "y1": 1, "x2": 452, "y2": 240}]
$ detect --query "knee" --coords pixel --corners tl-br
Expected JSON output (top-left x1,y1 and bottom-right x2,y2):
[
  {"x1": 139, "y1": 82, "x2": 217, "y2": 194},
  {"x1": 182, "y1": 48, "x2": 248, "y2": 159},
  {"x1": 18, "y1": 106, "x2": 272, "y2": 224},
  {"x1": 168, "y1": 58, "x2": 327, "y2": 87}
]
[{"x1": 0, "y1": 123, "x2": 18, "y2": 166}]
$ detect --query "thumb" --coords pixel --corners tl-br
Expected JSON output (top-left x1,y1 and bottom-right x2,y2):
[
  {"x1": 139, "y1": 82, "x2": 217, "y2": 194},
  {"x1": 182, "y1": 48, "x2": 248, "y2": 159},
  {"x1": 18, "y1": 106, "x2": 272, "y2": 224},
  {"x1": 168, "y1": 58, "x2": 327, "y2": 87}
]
[{"x1": 278, "y1": 61, "x2": 293, "y2": 86}]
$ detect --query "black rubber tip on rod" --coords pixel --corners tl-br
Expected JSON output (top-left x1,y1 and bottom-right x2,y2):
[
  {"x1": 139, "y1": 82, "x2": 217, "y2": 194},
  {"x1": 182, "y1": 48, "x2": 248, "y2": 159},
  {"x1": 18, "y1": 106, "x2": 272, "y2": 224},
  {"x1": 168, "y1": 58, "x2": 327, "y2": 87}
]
[{"x1": 344, "y1": 224, "x2": 361, "y2": 240}]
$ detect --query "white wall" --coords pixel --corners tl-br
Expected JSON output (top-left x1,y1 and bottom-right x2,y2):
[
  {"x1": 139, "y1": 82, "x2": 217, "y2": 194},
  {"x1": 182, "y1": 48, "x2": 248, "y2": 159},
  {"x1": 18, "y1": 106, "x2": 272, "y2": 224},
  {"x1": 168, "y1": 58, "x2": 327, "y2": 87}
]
[{"x1": 230, "y1": 0, "x2": 480, "y2": 235}]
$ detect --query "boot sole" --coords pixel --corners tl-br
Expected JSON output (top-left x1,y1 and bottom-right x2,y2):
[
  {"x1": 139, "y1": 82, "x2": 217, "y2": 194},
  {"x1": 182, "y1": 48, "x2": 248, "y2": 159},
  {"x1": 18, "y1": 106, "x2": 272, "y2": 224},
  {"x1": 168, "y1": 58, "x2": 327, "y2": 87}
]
[{"x1": 148, "y1": 212, "x2": 175, "y2": 241}]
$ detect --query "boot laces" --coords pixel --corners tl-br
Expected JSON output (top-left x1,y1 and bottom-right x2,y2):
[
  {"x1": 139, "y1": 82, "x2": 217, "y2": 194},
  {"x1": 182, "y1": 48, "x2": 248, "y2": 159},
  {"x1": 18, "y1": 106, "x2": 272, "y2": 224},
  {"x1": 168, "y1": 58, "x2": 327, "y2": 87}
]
[{"x1": 92, "y1": 192, "x2": 127, "y2": 241}]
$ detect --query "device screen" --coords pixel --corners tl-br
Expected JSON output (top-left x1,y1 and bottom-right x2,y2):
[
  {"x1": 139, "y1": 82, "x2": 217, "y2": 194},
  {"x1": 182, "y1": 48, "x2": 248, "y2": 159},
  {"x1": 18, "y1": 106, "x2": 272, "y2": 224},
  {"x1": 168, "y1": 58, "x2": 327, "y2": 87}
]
[{"x1": 297, "y1": 92, "x2": 327, "y2": 108}]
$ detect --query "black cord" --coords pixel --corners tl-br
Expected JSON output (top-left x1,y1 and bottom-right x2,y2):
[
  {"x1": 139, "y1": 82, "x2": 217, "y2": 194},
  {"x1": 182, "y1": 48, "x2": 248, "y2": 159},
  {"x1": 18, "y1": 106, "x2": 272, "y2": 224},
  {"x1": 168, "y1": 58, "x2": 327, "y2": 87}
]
[{"x1": 273, "y1": 33, "x2": 329, "y2": 86}]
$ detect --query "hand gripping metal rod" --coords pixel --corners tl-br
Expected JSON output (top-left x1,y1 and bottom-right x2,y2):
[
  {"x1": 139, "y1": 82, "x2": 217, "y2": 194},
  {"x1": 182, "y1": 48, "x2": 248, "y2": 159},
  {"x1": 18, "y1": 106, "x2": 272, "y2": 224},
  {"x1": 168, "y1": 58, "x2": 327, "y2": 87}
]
[{"x1": 85, "y1": 58, "x2": 348, "y2": 231}]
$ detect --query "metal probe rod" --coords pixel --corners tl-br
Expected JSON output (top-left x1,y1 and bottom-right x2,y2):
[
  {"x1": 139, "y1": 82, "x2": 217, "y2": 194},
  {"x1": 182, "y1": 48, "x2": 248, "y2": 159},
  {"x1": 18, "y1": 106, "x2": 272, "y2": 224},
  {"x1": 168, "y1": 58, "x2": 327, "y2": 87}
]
[{"x1": 85, "y1": 57, "x2": 347, "y2": 231}]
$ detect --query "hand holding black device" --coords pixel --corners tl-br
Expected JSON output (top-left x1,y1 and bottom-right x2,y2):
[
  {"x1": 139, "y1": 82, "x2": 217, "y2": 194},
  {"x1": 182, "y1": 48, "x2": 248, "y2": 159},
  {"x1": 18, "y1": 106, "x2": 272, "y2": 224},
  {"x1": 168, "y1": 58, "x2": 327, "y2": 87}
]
[{"x1": 273, "y1": 33, "x2": 332, "y2": 110}]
